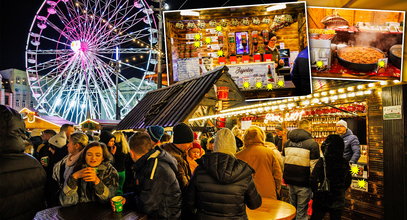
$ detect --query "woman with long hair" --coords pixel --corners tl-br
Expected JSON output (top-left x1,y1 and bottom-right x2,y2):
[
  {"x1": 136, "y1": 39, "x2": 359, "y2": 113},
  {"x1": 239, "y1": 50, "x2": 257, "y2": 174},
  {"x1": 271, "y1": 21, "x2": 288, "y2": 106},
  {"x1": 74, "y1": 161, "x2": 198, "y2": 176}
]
[
  {"x1": 60, "y1": 142, "x2": 118, "y2": 206},
  {"x1": 112, "y1": 131, "x2": 130, "y2": 195}
]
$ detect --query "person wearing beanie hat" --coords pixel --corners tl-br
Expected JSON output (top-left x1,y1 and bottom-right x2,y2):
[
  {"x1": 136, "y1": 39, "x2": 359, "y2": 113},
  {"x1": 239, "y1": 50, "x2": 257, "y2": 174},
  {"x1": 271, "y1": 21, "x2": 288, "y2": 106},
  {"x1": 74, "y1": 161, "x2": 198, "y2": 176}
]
[
  {"x1": 186, "y1": 142, "x2": 204, "y2": 174},
  {"x1": 236, "y1": 126, "x2": 282, "y2": 200},
  {"x1": 0, "y1": 105, "x2": 46, "y2": 219},
  {"x1": 336, "y1": 119, "x2": 361, "y2": 164},
  {"x1": 146, "y1": 125, "x2": 165, "y2": 144},
  {"x1": 214, "y1": 128, "x2": 237, "y2": 155},
  {"x1": 161, "y1": 122, "x2": 193, "y2": 192},
  {"x1": 185, "y1": 128, "x2": 262, "y2": 219},
  {"x1": 172, "y1": 122, "x2": 194, "y2": 144}
]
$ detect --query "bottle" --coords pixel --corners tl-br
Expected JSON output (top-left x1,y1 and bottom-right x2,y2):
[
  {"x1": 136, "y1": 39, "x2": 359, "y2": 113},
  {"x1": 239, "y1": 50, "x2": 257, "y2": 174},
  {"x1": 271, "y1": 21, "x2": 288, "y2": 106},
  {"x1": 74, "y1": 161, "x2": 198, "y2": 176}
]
[{"x1": 267, "y1": 65, "x2": 274, "y2": 82}]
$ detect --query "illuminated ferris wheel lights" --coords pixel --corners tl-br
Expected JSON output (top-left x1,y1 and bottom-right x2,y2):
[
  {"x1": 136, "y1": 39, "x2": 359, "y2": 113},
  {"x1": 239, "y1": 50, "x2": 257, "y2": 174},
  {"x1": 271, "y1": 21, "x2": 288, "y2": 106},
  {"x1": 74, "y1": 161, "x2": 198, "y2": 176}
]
[
  {"x1": 55, "y1": 99, "x2": 62, "y2": 106},
  {"x1": 70, "y1": 101, "x2": 76, "y2": 107},
  {"x1": 81, "y1": 104, "x2": 86, "y2": 109}
]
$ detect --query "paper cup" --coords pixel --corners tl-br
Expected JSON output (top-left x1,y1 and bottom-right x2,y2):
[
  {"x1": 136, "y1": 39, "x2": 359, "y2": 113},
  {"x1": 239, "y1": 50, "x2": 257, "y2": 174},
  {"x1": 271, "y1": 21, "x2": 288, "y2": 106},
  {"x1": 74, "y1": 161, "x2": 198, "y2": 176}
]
[
  {"x1": 41, "y1": 156, "x2": 49, "y2": 166},
  {"x1": 111, "y1": 196, "x2": 124, "y2": 212}
]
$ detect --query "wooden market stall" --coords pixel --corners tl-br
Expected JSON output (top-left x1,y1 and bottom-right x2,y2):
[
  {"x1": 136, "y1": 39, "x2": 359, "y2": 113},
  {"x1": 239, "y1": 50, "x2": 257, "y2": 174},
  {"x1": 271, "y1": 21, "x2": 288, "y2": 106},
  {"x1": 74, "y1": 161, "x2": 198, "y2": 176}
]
[
  {"x1": 19, "y1": 108, "x2": 75, "y2": 131},
  {"x1": 163, "y1": 2, "x2": 309, "y2": 99},
  {"x1": 79, "y1": 119, "x2": 121, "y2": 131},
  {"x1": 187, "y1": 80, "x2": 407, "y2": 220}
]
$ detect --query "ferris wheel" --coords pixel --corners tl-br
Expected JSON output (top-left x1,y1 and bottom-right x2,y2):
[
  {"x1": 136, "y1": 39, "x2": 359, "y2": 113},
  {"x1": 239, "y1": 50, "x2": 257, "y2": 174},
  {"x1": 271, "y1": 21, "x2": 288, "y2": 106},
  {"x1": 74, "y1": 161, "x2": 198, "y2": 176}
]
[{"x1": 25, "y1": 0, "x2": 159, "y2": 123}]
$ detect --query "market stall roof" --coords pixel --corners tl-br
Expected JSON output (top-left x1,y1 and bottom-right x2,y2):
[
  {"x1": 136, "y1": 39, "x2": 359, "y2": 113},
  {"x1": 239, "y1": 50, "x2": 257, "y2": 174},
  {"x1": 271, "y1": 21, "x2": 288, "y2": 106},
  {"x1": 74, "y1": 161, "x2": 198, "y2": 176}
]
[
  {"x1": 117, "y1": 66, "x2": 243, "y2": 130},
  {"x1": 19, "y1": 108, "x2": 76, "y2": 130},
  {"x1": 80, "y1": 119, "x2": 121, "y2": 131}
]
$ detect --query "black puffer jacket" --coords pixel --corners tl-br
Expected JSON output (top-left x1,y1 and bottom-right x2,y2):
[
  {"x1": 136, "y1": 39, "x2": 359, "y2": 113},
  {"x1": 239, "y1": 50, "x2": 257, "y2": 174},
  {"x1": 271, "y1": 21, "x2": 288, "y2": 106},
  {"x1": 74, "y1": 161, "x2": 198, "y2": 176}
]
[
  {"x1": 310, "y1": 135, "x2": 352, "y2": 209},
  {"x1": 185, "y1": 152, "x2": 262, "y2": 220},
  {"x1": 126, "y1": 146, "x2": 181, "y2": 219},
  {"x1": 0, "y1": 105, "x2": 46, "y2": 219}
]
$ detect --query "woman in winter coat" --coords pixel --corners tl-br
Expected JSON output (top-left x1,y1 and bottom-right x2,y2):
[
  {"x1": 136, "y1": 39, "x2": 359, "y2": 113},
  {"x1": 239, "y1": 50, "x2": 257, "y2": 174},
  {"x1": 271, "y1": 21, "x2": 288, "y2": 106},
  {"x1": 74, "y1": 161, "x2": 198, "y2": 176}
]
[
  {"x1": 236, "y1": 126, "x2": 282, "y2": 200},
  {"x1": 52, "y1": 132, "x2": 89, "y2": 205},
  {"x1": 310, "y1": 134, "x2": 352, "y2": 220},
  {"x1": 60, "y1": 142, "x2": 119, "y2": 206},
  {"x1": 185, "y1": 128, "x2": 262, "y2": 219}
]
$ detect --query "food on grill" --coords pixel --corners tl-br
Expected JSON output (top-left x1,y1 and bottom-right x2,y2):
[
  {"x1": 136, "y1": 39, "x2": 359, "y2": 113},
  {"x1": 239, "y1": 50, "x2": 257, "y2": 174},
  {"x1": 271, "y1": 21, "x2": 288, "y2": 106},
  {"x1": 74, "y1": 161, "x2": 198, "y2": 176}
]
[
  {"x1": 392, "y1": 47, "x2": 402, "y2": 58},
  {"x1": 338, "y1": 47, "x2": 385, "y2": 64}
]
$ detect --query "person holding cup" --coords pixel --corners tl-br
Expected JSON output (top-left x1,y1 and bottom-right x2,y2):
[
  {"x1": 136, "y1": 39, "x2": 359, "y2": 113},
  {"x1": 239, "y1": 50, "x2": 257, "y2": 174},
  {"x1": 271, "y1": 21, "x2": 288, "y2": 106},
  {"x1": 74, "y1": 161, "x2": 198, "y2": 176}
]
[{"x1": 60, "y1": 142, "x2": 119, "y2": 206}]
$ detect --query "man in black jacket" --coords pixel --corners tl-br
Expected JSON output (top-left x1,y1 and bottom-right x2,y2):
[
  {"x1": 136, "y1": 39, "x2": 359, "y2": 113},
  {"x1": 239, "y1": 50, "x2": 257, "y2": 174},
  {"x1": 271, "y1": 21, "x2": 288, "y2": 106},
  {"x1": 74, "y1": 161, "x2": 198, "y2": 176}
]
[
  {"x1": 126, "y1": 132, "x2": 181, "y2": 219},
  {"x1": 0, "y1": 105, "x2": 46, "y2": 219},
  {"x1": 283, "y1": 119, "x2": 320, "y2": 220}
]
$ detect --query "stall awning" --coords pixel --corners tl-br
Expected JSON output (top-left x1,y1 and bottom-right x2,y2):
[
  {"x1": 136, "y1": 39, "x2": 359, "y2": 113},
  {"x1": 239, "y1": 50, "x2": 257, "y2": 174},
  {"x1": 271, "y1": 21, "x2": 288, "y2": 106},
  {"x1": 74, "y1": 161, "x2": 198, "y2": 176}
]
[{"x1": 117, "y1": 66, "x2": 239, "y2": 130}]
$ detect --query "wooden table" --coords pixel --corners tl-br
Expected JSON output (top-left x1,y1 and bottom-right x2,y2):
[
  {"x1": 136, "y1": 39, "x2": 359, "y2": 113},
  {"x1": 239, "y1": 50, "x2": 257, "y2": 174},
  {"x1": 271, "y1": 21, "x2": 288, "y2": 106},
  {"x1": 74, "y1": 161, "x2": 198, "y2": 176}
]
[
  {"x1": 247, "y1": 198, "x2": 296, "y2": 220},
  {"x1": 34, "y1": 202, "x2": 146, "y2": 220}
]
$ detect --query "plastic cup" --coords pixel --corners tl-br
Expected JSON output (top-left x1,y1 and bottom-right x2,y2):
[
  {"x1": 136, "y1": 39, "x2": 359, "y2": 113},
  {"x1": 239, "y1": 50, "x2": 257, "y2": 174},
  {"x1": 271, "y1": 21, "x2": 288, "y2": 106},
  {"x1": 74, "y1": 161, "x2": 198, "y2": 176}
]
[
  {"x1": 41, "y1": 156, "x2": 49, "y2": 167},
  {"x1": 111, "y1": 196, "x2": 124, "y2": 212}
]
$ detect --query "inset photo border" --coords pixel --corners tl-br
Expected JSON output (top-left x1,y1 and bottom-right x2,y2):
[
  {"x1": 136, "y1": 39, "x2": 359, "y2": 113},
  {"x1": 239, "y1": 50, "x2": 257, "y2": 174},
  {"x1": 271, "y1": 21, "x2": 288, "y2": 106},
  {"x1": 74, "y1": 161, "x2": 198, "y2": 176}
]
[{"x1": 308, "y1": 6, "x2": 405, "y2": 81}]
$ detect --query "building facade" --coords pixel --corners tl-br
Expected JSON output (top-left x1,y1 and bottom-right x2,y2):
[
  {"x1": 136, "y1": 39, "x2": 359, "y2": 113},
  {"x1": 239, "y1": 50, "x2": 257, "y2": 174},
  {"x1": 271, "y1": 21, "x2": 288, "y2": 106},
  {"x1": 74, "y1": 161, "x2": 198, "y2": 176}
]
[{"x1": 0, "y1": 69, "x2": 36, "y2": 111}]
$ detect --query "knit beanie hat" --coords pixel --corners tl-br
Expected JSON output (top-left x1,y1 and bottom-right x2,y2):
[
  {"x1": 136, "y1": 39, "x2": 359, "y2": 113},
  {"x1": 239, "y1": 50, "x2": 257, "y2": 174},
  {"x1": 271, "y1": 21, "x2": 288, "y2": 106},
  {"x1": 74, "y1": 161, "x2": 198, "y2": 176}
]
[
  {"x1": 173, "y1": 123, "x2": 194, "y2": 144},
  {"x1": 243, "y1": 125, "x2": 266, "y2": 146},
  {"x1": 147, "y1": 125, "x2": 164, "y2": 143},
  {"x1": 336, "y1": 120, "x2": 347, "y2": 128},
  {"x1": 214, "y1": 128, "x2": 237, "y2": 156}
]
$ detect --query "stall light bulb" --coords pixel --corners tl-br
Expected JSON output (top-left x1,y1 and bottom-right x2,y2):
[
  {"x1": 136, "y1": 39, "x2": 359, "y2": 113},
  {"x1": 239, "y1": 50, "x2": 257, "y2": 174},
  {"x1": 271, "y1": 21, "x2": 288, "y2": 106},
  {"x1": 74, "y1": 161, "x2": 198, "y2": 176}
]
[
  {"x1": 294, "y1": 97, "x2": 300, "y2": 101},
  {"x1": 329, "y1": 90, "x2": 336, "y2": 95},
  {"x1": 321, "y1": 97, "x2": 329, "y2": 103},
  {"x1": 379, "y1": 81, "x2": 388, "y2": 86},
  {"x1": 300, "y1": 96, "x2": 306, "y2": 100},
  {"x1": 271, "y1": 106, "x2": 278, "y2": 110},
  {"x1": 306, "y1": 94, "x2": 313, "y2": 99},
  {"x1": 347, "y1": 86, "x2": 354, "y2": 91},
  {"x1": 313, "y1": 93, "x2": 320, "y2": 97},
  {"x1": 393, "y1": 80, "x2": 400, "y2": 83},
  {"x1": 282, "y1": 99, "x2": 288, "y2": 103},
  {"x1": 321, "y1": 92, "x2": 328, "y2": 96},
  {"x1": 339, "y1": 94, "x2": 347, "y2": 99},
  {"x1": 331, "y1": 95, "x2": 338, "y2": 100},
  {"x1": 368, "y1": 83, "x2": 375, "y2": 88},
  {"x1": 348, "y1": 92, "x2": 356, "y2": 97},
  {"x1": 364, "y1": 90, "x2": 372, "y2": 95},
  {"x1": 357, "y1": 85, "x2": 365, "y2": 90},
  {"x1": 302, "y1": 100, "x2": 310, "y2": 106},
  {"x1": 338, "y1": 88, "x2": 345, "y2": 93},
  {"x1": 311, "y1": 98, "x2": 320, "y2": 104},
  {"x1": 356, "y1": 91, "x2": 364, "y2": 96}
]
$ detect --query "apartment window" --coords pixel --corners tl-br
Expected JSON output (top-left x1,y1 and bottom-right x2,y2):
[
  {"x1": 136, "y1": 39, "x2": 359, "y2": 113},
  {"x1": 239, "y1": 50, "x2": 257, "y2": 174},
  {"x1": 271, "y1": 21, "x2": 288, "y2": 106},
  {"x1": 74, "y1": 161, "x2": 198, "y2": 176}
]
[
  {"x1": 16, "y1": 77, "x2": 21, "y2": 84},
  {"x1": 16, "y1": 99, "x2": 20, "y2": 107}
]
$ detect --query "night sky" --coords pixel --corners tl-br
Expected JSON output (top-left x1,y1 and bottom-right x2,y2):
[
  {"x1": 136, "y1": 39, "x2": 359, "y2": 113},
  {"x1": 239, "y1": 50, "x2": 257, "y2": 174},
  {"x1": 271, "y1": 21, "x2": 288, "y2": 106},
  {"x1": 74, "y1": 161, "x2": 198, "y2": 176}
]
[{"x1": 0, "y1": 0, "x2": 293, "y2": 71}]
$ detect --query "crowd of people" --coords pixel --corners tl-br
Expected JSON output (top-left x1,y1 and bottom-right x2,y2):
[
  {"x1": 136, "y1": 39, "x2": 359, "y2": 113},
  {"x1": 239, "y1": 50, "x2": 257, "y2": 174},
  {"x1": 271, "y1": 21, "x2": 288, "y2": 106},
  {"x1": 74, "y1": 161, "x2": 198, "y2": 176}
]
[{"x1": 0, "y1": 104, "x2": 360, "y2": 220}]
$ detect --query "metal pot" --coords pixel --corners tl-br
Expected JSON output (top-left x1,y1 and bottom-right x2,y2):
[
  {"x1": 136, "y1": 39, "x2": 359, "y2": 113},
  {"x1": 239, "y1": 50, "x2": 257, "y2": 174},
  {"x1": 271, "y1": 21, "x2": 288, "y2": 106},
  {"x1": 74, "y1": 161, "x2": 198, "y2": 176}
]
[
  {"x1": 389, "y1": 44, "x2": 402, "y2": 69},
  {"x1": 337, "y1": 46, "x2": 385, "y2": 72}
]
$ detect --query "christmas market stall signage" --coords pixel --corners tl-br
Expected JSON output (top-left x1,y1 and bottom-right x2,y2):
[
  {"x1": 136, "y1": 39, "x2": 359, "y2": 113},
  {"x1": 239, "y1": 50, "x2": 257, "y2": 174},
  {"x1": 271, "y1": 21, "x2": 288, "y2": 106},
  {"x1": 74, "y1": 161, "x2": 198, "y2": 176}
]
[
  {"x1": 383, "y1": 105, "x2": 402, "y2": 120},
  {"x1": 227, "y1": 62, "x2": 279, "y2": 90},
  {"x1": 176, "y1": 57, "x2": 200, "y2": 81}
]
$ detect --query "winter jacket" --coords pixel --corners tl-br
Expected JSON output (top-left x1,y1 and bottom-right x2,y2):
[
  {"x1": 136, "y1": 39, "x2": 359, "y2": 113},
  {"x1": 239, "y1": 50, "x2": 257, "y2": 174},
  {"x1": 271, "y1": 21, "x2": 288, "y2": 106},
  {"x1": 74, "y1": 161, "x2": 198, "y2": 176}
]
[
  {"x1": 271, "y1": 135, "x2": 283, "y2": 152},
  {"x1": 291, "y1": 47, "x2": 311, "y2": 96},
  {"x1": 0, "y1": 105, "x2": 46, "y2": 219},
  {"x1": 127, "y1": 146, "x2": 182, "y2": 219},
  {"x1": 161, "y1": 143, "x2": 191, "y2": 192},
  {"x1": 340, "y1": 129, "x2": 361, "y2": 164},
  {"x1": 60, "y1": 161, "x2": 119, "y2": 206},
  {"x1": 310, "y1": 135, "x2": 352, "y2": 209},
  {"x1": 185, "y1": 152, "x2": 262, "y2": 220},
  {"x1": 265, "y1": 142, "x2": 284, "y2": 172},
  {"x1": 236, "y1": 143, "x2": 282, "y2": 199},
  {"x1": 283, "y1": 129, "x2": 320, "y2": 187}
]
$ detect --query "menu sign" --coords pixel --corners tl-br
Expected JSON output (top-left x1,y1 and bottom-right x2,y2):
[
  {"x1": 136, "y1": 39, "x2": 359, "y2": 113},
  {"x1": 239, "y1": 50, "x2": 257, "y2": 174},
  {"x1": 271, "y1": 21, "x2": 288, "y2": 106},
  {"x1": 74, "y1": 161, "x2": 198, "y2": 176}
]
[
  {"x1": 227, "y1": 62, "x2": 278, "y2": 90},
  {"x1": 383, "y1": 105, "x2": 402, "y2": 120},
  {"x1": 176, "y1": 58, "x2": 201, "y2": 81}
]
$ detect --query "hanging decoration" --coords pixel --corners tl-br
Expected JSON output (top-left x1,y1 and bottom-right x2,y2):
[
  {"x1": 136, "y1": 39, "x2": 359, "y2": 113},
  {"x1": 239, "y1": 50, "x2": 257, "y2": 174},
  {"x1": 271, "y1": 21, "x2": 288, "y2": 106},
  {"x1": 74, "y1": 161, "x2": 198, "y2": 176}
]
[
  {"x1": 209, "y1": 20, "x2": 217, "y2": 27},
  {"x1": 241, "y1": 17, "x2": 250, "y2": 26},
  {"x1": 262, "y1": 16, "x2": 271, "y2": 24},
  {"x1": 252, "y1": 17, "x2": 260, "y2": 25},
  {"x1": 270, "y1": 14, "x2": 295, "y2": 31},
  {"x1": 220, "y1": 19, "x2": 228, "y2": 27},
  {"x1": 197, "y1": 21, "x2": 206, "y2": 29},
  {"x1": 187, "y1": 21, "x2": 196, "y2": 30},
  {"x1": 231, "y1": 18, "x2": 239, "y2": 26},
  {"x1": 175, "y1": 21, "x2": 184, "y2": 29}
]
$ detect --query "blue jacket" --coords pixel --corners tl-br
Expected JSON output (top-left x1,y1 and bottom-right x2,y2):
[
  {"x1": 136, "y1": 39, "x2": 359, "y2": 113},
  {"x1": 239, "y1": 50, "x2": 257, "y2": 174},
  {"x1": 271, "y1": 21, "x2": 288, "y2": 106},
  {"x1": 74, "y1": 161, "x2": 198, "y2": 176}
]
[
  {"x1": 340, "y1": 129, "x2": 361, "y2": 163},
  {"x1": 290, "y1": 47, "x2": 311, "y2": 96}
]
